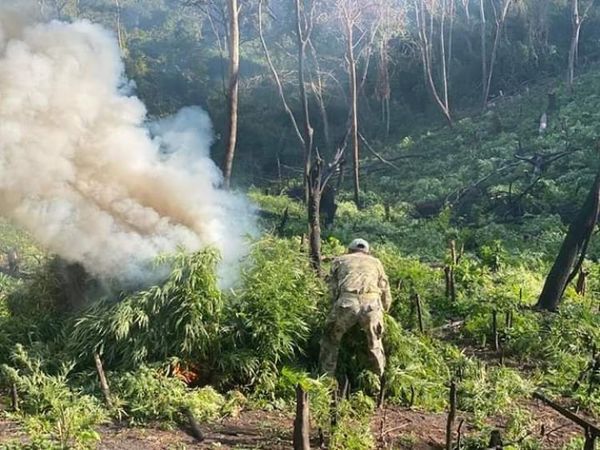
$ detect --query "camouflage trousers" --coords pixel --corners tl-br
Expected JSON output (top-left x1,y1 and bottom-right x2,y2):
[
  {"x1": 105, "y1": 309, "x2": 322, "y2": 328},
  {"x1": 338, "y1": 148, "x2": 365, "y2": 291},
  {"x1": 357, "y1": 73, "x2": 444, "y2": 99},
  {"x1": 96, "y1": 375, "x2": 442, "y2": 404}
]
[{"x1": 319, "y1": 293, "x2": 385, "y2": 377}]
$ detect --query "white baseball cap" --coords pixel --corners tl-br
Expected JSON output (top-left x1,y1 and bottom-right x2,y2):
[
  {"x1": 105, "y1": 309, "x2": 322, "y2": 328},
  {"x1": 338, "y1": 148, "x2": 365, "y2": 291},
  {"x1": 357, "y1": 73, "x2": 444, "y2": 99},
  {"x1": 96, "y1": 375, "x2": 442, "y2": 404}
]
[{"x1": 349, "y1": 238, "x2": 370, "y2": 253}]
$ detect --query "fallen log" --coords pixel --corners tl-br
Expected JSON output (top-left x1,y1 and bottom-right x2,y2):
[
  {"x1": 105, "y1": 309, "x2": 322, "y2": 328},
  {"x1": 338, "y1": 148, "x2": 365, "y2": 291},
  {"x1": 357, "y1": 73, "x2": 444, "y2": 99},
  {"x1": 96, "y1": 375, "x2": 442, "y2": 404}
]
[{"x1": 533, "y1": 392, "x2": 600, "y2": 450}]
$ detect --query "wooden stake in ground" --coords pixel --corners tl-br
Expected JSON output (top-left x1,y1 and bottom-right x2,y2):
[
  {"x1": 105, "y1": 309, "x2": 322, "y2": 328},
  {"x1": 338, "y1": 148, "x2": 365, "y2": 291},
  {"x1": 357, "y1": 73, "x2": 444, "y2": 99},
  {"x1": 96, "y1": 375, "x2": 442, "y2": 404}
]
[
  {"x1": 414, "y1": 293, "x2": 424, "y2": 333},
  {"x1": 445, "y1": 380, "x2": 457, "y2": 450},
  {"x1": 294, "y1": 384, "x2": 310, "y2": 450},
  {"x1": 93, "y1": 352, "x2": 113, "y2": 408},
  {"x1": 488, "y1": 429, "x2": 503, "y2": 449},
  {"x1": 445, "y1": 240, "x2": 457, "y2": 302},
  {"x1": 183, "y1": 407, "x2": 205, "y2": 442},
  {"x1": 10, "y1": 383, "x2": 19, "y2": 412},
  {"x1": 505, "y1": 310, "x2": 512, "y2": 329},
  {"x1": 492, "y1": 310, "x2": 499, "y2": 352}
]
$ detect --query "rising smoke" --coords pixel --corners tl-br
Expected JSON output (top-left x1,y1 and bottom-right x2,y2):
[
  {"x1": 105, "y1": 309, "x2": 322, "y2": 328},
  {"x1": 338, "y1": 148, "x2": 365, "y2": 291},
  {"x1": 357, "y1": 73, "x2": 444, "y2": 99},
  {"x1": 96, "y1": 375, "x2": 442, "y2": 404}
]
[{"x1": 0, "y1": 3, "x2": 256, "y2": 287}]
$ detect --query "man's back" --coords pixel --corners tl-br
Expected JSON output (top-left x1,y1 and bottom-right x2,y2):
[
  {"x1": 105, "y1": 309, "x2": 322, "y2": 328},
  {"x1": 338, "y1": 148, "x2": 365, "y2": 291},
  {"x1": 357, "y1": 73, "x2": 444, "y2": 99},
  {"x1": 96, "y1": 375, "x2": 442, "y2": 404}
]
[{"x1": 331, "y1": 252, "x2": 387, "y2": 296}]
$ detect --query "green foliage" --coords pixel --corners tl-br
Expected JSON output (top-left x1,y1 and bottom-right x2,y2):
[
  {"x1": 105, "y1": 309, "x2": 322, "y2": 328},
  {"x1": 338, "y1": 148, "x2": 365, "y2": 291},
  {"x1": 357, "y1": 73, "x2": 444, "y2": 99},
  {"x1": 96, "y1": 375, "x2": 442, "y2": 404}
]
[
  {"x1": 0, "y1": 345, "x2": 106, "y2": 449},
  {"x1": 4, "y1": 1, "x2": 600, "y2": 445},
  {"x1": 69, "y1": 250, "x2": 222, "y2": 368},
  {"x1": 377, "y1": 246, "x2": 442, "y2": 328},
  {"x1": 382, "y1": 317, "x2": 451, "y2": 411},
  {"x1": 266, "y1": 366, "x2": 332, "y2": 429},
  {"x1": 218, "y1": 237, "x2": 325, "y2": 389},
  {"x1": 111, "y1": 366, "x2": 233, "y2": 425},
  {"x1": 329, "y1": 393, "x2": 376, "y2": 450},
  {"x1": 460, "y1": 365, "x2": 534, "y2": 424}
]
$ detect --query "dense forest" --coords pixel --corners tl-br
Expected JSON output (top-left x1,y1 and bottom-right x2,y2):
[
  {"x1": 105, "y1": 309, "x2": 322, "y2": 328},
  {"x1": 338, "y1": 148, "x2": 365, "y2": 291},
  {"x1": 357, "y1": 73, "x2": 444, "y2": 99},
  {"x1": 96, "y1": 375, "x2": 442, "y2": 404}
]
[{"x1": 3, "y1": 0, "x2": 600, "y2": 449}]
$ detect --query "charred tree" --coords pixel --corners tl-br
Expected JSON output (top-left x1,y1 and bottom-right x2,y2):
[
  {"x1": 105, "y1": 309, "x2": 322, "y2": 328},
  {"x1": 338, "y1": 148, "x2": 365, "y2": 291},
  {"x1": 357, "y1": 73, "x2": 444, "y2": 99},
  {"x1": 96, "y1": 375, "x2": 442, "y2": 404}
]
[
  {"x1": 536, "y1": 170, "x2": 600, "y2": 311},
  {"x1": 222, "y1": 0, "x2": 240, "y2": 189}
]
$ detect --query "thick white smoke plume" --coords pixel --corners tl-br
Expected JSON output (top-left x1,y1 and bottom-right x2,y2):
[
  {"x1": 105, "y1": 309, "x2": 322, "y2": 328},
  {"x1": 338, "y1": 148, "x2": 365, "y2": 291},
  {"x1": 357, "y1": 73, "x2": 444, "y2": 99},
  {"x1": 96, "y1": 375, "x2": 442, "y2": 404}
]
[{"x1": 0, "y1": 5, "x2": 256, "y2": 286}]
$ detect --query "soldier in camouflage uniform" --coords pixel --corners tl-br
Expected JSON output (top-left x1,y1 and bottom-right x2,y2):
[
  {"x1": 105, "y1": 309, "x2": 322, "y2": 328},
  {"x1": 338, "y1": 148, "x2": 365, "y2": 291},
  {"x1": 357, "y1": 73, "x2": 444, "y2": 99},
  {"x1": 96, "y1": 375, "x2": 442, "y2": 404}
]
[{"x1": 319, "y1": 239, "x2": 392, "y2": 377}]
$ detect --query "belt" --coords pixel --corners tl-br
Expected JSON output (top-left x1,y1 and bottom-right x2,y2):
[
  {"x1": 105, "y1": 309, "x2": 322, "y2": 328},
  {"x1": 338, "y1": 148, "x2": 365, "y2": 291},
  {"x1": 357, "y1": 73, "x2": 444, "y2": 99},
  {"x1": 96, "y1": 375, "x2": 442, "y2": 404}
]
[{"x1": 341, "y1": 291, "x2": 380, "y2": 299}]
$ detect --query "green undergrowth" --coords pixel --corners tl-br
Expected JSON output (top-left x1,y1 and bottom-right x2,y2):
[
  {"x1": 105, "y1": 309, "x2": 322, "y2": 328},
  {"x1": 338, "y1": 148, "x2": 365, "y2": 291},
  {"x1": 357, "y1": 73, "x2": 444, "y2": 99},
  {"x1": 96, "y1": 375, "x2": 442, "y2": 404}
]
[
  {"x1": 6, "y1": 71, "x2": 600, "y2": 448},
  {"x1": 2, "y1": 222, "x2": 600, "y2": 448}
]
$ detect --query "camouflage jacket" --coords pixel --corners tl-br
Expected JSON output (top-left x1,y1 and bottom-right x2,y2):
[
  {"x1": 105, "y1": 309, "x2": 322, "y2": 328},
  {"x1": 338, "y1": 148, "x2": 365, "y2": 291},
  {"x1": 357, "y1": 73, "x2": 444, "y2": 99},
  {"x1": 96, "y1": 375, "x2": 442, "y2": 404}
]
[{"x1": 328, "y1": 252, "x2": 392, "y2": 311}]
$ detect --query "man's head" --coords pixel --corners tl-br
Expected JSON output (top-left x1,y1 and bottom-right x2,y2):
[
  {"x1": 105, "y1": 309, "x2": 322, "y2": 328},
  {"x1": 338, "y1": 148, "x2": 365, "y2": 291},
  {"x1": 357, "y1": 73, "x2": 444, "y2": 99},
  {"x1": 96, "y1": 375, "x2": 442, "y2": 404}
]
[{"x1": 348, "y1": 238, "x2": 370, "y2": 254}]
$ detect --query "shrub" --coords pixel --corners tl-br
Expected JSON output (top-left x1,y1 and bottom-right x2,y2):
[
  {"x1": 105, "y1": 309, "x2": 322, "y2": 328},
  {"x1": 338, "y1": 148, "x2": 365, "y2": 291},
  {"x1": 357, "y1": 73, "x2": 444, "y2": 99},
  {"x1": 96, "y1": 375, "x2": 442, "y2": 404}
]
[
  {"x1": 0, "y1": 345, "x2": 106, "y2": 449},
  {"x1": 329, "y1": 392, "x2": 376, "y2": 450},
  {"x1": 69, "y1": 249, "x2": 223, "y2": 369},
  {"x1": 111, "y1": 366, "x2": 231, "y2": 425},
  {"x1": 218, "y1": 237, "x2": 325, "y2": 389}
]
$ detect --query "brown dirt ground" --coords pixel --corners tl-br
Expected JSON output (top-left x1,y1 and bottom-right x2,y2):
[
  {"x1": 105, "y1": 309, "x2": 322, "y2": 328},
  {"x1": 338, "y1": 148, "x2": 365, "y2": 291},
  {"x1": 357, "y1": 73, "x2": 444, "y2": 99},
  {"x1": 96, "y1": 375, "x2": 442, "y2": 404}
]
[{"x1": 0, "y1": 400, "x2": 586, "y2": 449}]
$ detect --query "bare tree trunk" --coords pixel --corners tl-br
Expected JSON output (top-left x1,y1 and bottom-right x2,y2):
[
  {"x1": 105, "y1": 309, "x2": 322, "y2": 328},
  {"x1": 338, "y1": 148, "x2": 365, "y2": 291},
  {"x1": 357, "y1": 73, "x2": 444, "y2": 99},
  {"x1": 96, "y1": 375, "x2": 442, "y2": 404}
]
[
  {"x1": 259, "y1": 0, "x2": 333, "y2": 273},
  {"x1": 483, "y1": 0, "x2": 512, "y2": 110},
  {"x1": 295, "y1": 0, "x2": 324, "y2": 272},
  {"x1": 295, "y1": 0, "x2": 314, "y2": 204},
  {"x1": 115, "y1": 0, "x2": 124, "y2": 51},
  {"x1": 463, "y1": 0, "x2": 471, "y2": 20},
  {"x1": 480, "y1": 0, "x2": 487, "y2": 105},
  {"x1": 344, "y1": 9, "x2": 361, "y2": 208},
  {"x1": 377, "y1": 38, "x2": 391, "y2": 138},
  {"x1": 440, "y1": 0, "x2": 449, "y2": 109},
  {"x1": 308, "y1": 41, "x2": 331, "y2": 150},
  {"x1": 536, "y1": 170, "x2": 600, "y2": 311},
  {"x1": 566, "y1": 0, "x2": 594, "y2": 90},
  {"x1": 567, "y1": 21, "x2": 581, "y2": 90},
  {"x1": 415, "y1": 0, "x2": 453, "y2": 126},
  {"x1": 447, "y1": 0, "x2": 455, "y2": 83},
  {"x1": 222, "y1": 0, "x2": 240, "y2": 189},
  {"x1": 308, "y1": 163, "x2": 323, "y2": 274}
]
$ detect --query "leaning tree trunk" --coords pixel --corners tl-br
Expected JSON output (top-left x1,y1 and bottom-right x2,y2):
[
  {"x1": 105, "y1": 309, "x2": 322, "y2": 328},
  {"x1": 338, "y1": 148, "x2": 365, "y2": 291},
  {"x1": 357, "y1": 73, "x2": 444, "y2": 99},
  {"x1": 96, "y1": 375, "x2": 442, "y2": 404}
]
[
  {"x1": 536, "y1": 170, "x2": 600, "y2": 311},
  {"x1": 222, "y1": 0, "x2": 240, "y2": 190}
]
